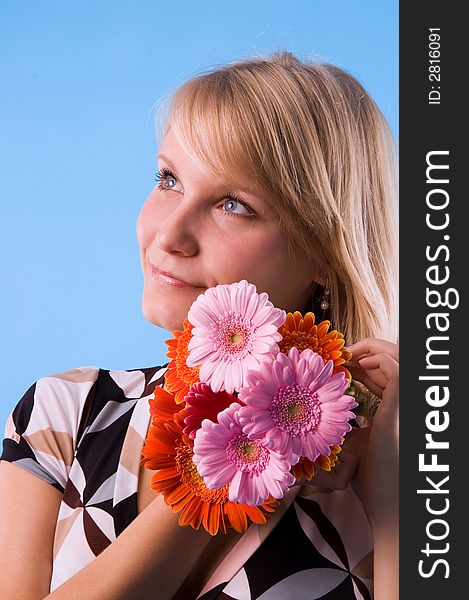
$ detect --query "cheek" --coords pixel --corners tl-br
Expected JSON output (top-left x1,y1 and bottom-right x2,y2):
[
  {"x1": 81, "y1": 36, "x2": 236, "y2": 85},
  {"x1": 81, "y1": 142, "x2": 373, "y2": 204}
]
[
  {"x1": 207, "y1": 227, "x2": 291, "y2": 284},
  {"x1": 249, "y1": 229, "x2": 291, "y2": 268},
  {"x1": 136, "y1": 197, "x2": 156, "y2": 250}
]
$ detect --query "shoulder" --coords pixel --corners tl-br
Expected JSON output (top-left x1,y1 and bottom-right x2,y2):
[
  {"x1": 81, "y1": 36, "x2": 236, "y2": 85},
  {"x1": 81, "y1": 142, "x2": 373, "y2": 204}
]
[
  {"x1": 1, "y1": 363, "x2": 168, "y2": 492},
  {"x1": 4, "y1": 365, "x2": 100, "y2": 440},
  {"x1": 3, "y1": 362, "x2": 169, "y2": 449},
  {"x1": 1, "y1": 365, "x2": 101, "y2": 492}
]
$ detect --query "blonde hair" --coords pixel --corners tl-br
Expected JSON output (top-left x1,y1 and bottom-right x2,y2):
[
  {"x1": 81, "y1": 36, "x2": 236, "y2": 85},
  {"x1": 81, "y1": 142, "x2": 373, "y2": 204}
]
[{"x1": 155, "y1": 50, "x2": 398, "y2": 346}]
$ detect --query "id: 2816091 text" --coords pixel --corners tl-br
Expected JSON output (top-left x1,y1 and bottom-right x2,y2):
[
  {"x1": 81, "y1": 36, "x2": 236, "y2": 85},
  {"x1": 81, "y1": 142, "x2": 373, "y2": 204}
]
[{"x1": 428, "y1": 28, "x2": 441, "y2": 105}]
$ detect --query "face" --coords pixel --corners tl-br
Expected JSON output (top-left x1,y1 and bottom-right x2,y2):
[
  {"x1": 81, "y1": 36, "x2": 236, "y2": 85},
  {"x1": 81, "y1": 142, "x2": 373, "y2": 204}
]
[{"x1": 136, "y1": 127, "x2": 323, "y2": 332}]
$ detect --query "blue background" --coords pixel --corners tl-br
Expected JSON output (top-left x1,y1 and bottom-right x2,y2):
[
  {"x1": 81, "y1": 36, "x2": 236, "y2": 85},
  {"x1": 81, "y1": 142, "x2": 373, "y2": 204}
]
[{"x1": 0, "y1": 0, "x2": 398, "y2": 426}]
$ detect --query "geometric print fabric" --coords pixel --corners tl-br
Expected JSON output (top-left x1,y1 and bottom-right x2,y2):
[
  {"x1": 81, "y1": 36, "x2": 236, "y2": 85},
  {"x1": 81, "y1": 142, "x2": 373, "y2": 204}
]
[{"x1": 1, "y1": 362, "x2": 374, "y2": 598}]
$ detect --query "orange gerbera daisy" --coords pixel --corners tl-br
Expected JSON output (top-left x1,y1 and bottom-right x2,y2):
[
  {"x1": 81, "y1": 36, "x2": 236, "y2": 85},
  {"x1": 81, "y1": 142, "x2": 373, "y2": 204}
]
[
  {"x1": 278, "y1": 311, "x2": 352, "y2": 380},
  {"x1": 164, "y1": 318, "x2": 200, "y2": 403},
  {"x1": 148, "y1": 385, "x2": 181, "y2": 423},
  {"x1": 291, "y1": 444, "x2": 342, "y2": 482},
  {"x1": 140, "y1": 409, "x2": 279, "y2": 536}
]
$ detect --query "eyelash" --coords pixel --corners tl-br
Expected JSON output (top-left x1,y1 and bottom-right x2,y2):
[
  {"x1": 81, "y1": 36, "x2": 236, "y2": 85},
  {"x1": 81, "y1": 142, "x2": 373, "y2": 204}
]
[{"x1": 153, "y1": 167, "x2": 256, "y2": 219}]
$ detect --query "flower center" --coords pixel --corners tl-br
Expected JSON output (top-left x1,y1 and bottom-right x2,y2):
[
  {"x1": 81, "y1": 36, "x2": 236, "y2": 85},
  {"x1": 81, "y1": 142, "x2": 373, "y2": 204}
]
[
  {"x1": 210, "y1": 312, "x2": 255, "y2": 361},
  {"x1": 226, "y1": 433, "x2": 270, "y2": 474},
  {"x1": 175, "y1": 441, "x2": 228, "y2": 503},
  {"x1": 230, "y1": 332, "x2": 243, "y2": 346},
  {"x1": 288, "y1": 403, "x2": 304, "y2": 419},
  {"x1": 270, "y1": 383, "x2": 321, "y2": 436}
]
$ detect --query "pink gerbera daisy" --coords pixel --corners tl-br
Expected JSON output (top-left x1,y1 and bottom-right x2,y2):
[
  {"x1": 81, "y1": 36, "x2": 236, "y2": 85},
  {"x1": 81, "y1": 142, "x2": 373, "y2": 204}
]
[
  {"x1": 192, "y1": 402, "x2": 296, "y2": 507},
  {"x1": 186, "y1": 280, "x2": 286, "y2": 394},
  {"x1": 238, "y1": 347, "x2": 358, "y2": 463}
]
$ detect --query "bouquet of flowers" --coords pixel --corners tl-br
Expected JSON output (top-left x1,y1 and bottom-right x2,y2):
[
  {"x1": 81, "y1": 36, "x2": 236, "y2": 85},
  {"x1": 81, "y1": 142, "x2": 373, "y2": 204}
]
[{"x1": 140, "y1": 280, "x2": 358, "y2": 536}]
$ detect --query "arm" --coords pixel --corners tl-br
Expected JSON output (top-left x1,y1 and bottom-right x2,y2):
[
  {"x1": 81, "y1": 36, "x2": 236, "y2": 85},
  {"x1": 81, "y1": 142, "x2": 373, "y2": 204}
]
[
  {"x1": 44, "y1": 491, "x2": 217, "y2": 600},
  {"x1": 372, "y1": 518, "x2": 399, "y2": 599},
  {"x1": 0, "y1": 458, "x2": 235, "y2": 600},
  {"x1": 344, "y1": 426, "x2": 398, "y2": 600},
  {"x1": 345, "y1": 339, "x2": 399, "y2": 600},
  {"x1": 306, "y1": 340, "x2": 400, "y2": 599},
  {"x1": 0, "y1": 461, "x2": 63, "y2": 600}
]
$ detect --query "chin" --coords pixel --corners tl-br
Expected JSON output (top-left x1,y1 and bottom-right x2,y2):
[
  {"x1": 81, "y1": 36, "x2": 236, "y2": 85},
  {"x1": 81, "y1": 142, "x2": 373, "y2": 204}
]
[{"x1": 141, "y1": 296, "x2": 186, "y2": 332}]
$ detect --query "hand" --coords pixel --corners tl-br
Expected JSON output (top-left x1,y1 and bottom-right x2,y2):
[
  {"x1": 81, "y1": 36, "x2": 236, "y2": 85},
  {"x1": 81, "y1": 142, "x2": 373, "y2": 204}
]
[{"x1": 344, "y1": 338, "x2": 399, "y2": 529}]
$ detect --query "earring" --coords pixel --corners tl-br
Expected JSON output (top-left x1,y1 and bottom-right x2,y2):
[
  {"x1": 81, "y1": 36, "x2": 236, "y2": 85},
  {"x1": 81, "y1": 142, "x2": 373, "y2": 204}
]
[{"x1": 320, "y1": 286, "x2": 330, "y2": 311}]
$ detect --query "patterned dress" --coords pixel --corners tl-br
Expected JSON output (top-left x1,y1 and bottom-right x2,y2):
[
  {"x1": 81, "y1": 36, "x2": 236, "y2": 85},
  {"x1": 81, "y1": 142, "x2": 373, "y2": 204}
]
[{"x1": 0, "y1": 363, "x2": 374, "y2": 598}]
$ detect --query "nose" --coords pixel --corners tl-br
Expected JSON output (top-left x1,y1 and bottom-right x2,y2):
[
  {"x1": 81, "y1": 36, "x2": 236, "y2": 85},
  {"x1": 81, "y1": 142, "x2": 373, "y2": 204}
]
[{"x1": 155, "y1": 201, "x2": 199, "y2": 256}]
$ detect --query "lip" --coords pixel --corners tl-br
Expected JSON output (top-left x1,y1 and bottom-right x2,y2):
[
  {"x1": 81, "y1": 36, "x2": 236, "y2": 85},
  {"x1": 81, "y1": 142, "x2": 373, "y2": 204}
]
[{"x1": 150, "y1": 264, "x2": 202, "y2": 288}]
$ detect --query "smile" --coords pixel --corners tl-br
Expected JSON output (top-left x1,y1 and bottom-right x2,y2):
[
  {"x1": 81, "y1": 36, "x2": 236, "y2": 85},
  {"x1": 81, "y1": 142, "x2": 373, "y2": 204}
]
[{"x1": 150, "y1": 265, "x2": 201, "y2": 288}]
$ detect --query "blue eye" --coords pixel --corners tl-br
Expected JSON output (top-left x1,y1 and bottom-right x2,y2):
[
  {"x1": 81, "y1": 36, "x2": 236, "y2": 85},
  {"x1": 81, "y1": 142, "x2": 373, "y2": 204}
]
[
  {"x1": 222, "y1": 197, "x2": 255, "y2": 218},
  {"x1": 154, "y1": 167, "x2": 178, "y2": 191},
  {"x1": 154, "y1": 167, "x2": 256, "y2": 219}
]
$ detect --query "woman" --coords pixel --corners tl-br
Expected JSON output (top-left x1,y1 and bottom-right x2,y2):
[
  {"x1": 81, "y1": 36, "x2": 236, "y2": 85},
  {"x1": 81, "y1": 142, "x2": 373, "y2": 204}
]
[{"x1": 0, "y1": 50, "x2": 398, "y2": 599}]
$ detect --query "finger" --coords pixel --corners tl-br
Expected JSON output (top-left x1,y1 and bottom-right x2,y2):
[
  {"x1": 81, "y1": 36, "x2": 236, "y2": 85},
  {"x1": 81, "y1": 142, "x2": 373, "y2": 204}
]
[
  {"x1": 346, "y1": 364, "x2": 384, "y2": 398},
  {"x1": 352, "y1": 366, "x2": 388, "y2": 393},
  {"x1": 358, "y1": 354, "x2": 399, "y2": 414},
  {"x1": 358, "y1": 353, "x2": 399, "y2": 384},
  {"x1": 347, "y1": 338, "x2": 399, "y2": 362}
]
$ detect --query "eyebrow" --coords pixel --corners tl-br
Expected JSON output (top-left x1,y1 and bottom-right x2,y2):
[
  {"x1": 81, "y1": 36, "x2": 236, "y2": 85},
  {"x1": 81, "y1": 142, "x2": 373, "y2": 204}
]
[
  {"x1": 157, "y1": 153, "x2": 177, "y2": 170},
  {"x1": 157, "y1": 153, "x2": 266, "y2": 201}
]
